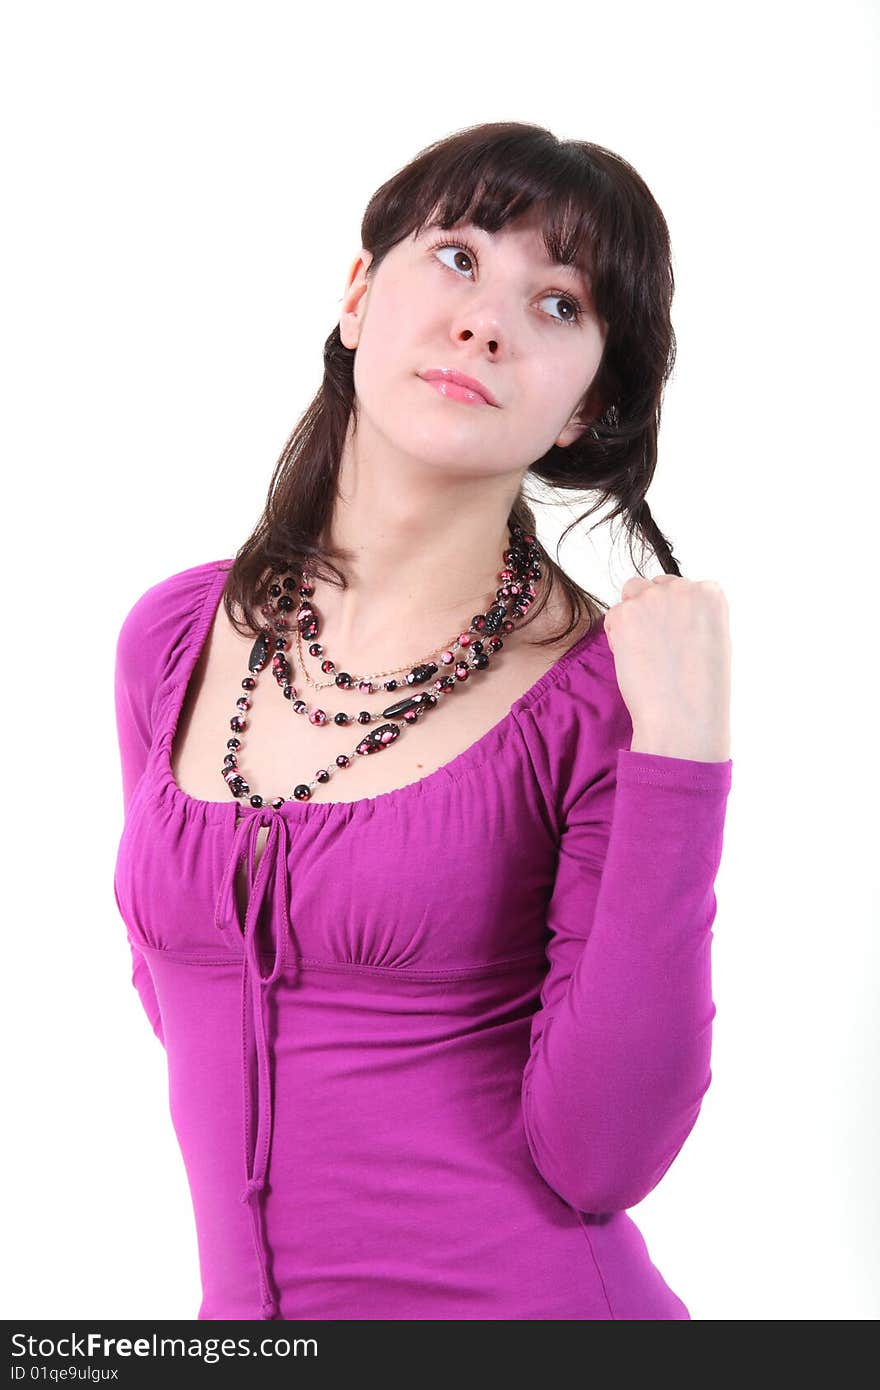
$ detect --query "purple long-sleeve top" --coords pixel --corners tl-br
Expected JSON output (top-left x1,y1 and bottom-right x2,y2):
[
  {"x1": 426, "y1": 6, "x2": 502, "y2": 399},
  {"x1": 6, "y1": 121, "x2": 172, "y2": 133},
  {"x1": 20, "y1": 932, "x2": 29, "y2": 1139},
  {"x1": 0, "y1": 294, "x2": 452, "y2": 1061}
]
[{"x1": 112, "y1": 558, "x2": 733, "y2": 1320}]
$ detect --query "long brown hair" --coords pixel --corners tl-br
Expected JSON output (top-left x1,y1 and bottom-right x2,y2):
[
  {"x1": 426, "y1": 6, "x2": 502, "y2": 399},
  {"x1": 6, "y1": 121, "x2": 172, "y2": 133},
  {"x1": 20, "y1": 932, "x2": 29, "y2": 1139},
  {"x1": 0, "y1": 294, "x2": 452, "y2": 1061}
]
[{"x1": 222, "y1": 120, "x2": 680, "y2": 649}]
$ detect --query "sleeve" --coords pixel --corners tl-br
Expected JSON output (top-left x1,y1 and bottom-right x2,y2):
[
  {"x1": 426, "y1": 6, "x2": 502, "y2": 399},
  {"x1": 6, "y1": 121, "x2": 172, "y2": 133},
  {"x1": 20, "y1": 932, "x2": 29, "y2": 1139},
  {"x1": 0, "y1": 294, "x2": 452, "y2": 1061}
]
[
  {"x1": 112, "y1": 559, "x2": 228, "y2": 1047},
  {"x1": 113, "y1": 596, "x2": 166, "y2": 1048},
  {"x1": 129, "y1": 943, "x2": 164, "y2": 1045},
  {"x1": 516, "y1": 635, "x2": 733, "y2": 1214}
]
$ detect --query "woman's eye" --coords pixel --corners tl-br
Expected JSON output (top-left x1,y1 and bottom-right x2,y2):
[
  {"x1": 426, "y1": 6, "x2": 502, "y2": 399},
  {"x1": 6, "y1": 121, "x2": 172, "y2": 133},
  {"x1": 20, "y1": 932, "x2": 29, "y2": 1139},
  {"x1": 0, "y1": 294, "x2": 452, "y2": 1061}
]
[
  {"x1": 432, "y1": 243, "x2": 476, "y2": 277},
  {"x1": 430, "y1": 241, "x2": 583, "y2": 327},
  {"x1": 538, "y1": 292, "x2": 583, "y2": 326}
]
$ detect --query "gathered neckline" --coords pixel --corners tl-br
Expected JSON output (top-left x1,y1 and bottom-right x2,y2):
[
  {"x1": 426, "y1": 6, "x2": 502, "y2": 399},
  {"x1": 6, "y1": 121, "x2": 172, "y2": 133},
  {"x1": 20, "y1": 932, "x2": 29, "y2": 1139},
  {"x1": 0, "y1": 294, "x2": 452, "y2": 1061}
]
[{"x1": 152, "y1": 558, "x2": 609, "y2": 823}]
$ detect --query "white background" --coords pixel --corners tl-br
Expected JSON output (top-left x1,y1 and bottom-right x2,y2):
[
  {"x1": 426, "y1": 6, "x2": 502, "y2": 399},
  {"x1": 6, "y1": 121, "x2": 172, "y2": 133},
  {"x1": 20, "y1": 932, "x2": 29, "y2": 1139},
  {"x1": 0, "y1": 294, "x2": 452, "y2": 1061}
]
[{"x1": 2, "y1": 0, "x2": 877, "y2": 1322}]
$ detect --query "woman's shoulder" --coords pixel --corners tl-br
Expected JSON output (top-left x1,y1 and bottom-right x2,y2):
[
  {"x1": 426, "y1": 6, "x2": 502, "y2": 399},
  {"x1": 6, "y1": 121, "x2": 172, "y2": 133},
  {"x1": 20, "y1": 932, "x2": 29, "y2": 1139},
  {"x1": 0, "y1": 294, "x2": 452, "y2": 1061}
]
[
  {"x1": 515, "y1": 597, "x2": 620, "y2": 719},
  {"x1": 115, "y1": 557, "x2": 231, "y2": 695},
  {"x1": 120, "y1": 555, "x2": 228, "y2": 616},
  {"x1": 510, "y1": 603, "x2": 631, "y2": 827},
  {"x1": 118, "y1": 556, "x2": 229, "y2": 634},
  {"x1": 527, "y1": 608, "x2": 614, "y2": 689}
]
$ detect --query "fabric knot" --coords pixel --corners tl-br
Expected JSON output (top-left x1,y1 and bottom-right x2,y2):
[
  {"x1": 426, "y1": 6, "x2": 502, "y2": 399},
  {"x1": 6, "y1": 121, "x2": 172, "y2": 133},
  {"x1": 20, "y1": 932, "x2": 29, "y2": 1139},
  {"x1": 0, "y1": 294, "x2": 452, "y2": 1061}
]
[{"x1": 241, "y1": 1174, "x2": 266, "y2": 1203}]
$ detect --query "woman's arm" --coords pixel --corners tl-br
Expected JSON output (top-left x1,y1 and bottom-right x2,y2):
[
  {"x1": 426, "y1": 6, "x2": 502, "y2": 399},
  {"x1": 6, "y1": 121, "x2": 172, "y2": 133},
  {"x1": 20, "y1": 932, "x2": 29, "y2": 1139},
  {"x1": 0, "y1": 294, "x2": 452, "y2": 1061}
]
[
  {"x1": 113, "y1": 591, "x2": 166, "y2": 1047},
  {"x1": 520, "y1": 744, "x2": 733, "y2": 1213}
]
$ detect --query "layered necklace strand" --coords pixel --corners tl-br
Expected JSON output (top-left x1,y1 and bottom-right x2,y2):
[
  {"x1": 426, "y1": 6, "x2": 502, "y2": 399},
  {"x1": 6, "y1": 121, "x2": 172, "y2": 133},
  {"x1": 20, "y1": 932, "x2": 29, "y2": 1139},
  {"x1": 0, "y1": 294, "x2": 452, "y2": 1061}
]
[{"x1": 220, "y1": 523, "x2": 541, "y2": 806}]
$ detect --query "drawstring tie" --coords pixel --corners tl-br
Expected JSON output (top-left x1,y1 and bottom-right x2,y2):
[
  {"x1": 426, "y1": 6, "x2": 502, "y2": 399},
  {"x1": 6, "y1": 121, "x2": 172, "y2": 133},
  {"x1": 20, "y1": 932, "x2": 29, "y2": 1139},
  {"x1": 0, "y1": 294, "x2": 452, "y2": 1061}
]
[{"x1": 214, "y1": 805, "x2": 296, "y2": 1320}]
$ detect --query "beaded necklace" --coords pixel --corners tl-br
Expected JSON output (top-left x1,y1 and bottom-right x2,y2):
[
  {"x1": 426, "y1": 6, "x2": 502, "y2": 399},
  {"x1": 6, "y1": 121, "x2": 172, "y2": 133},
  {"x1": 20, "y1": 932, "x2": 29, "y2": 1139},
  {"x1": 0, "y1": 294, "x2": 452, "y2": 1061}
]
[{"x1": 221, "y1": 522, "x2": 540, "y2": 806}]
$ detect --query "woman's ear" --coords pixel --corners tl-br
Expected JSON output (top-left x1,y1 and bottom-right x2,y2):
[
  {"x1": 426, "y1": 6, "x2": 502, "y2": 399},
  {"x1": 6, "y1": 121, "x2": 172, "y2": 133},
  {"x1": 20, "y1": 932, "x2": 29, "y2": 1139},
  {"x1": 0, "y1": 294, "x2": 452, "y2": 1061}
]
[
  {"x1": 339, "y1": 249, "x2": 374, "y2": 350},
  {"x1": 555, "y1": 415, "x2": 595, "y2": 448},
  {"x1": 555, "y1": 385, "x2": 607, "y2": 448}
]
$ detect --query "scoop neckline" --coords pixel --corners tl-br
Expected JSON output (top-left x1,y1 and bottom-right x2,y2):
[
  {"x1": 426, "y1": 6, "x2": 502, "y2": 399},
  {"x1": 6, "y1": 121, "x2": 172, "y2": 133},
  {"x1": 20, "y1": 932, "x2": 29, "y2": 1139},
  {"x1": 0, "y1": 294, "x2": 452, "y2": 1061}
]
[{"x1": 153, "y1": 557, "x2": 608, "y2": 823}]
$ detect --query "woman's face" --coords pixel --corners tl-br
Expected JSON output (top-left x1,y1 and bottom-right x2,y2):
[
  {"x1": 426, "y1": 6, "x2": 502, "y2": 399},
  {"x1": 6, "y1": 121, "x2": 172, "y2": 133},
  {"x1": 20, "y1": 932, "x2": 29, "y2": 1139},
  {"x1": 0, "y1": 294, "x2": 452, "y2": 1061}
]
[{"x1": 340, "y1": 205, "x2": 608, "y2": 481}]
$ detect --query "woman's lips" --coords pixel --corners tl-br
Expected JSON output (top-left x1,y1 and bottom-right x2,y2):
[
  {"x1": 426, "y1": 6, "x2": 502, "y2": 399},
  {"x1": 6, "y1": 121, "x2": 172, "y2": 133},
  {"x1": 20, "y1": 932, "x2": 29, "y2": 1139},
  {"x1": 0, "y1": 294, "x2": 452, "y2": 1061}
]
[{"x1": 419, "y1": 376, "x2": 493, "y2": 407}]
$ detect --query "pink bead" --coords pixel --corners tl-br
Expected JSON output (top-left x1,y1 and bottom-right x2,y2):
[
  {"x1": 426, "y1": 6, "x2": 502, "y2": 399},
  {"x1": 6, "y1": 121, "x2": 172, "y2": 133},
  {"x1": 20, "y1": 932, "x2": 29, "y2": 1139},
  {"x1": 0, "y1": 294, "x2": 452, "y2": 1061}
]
[
  {"x1": 440, "y1": 650, "x2": 454, "y2": 665},
  {"x1": 309, "y1": 710, "x2": 327, "y2": 725},
  {"x1": 458, "y1": 634, "x2": 472, "y2": 646}
]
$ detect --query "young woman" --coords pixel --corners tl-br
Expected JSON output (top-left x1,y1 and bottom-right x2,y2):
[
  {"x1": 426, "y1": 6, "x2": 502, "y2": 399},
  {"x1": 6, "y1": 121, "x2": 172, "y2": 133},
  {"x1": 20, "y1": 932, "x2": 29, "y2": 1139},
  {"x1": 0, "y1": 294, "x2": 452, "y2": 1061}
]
[{"x1": 113, "y1": 120, "x2": 733, "y2": 1321}]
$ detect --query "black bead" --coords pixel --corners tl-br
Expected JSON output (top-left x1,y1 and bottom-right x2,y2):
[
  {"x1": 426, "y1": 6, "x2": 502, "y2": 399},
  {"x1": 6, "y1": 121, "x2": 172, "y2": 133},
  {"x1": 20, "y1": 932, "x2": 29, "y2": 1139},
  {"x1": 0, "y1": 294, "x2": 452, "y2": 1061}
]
[
  {"x1": 250, "y1": 795, "x2": 263, "y2": 807},
  {"x1": 293, "y1": 783, "x2": 312, "y2": 800},
  {"x1": 278, "y1": 595, "x2": 294, "y2": 613},
  {"x1": 382, "y1": 694, "x2": 419, "y2": 719},
  {"x1": 333, "y1": 712, "x2": 350, "y2": 725},
  {"x1": 248, "y1": 631, "x2": 270, "y2": 674},
  {"x1": 482, "y1": 603, "x2": 505, "y2": 635},
  {"x1": 227, "y1": 737, "x2": 241, "y2": 750},
  {"x1": 242, "y1": 677, "x2": 256, "y2": 690},
  {"x1": 384, "y1": 679, "x2": 398, "y2": 691},
  {"x1": 355, "y1": 723, "x2": 401, "y2": 755},
  {"x1": 407, "y1": 662, "x2": 438, "y2": 685},
  {"x1": 357, "y1": 711, "x2": 372, "y2": 724},
  {"x1": 316, "y1": 769, "x2": 330, "y2": 783}
]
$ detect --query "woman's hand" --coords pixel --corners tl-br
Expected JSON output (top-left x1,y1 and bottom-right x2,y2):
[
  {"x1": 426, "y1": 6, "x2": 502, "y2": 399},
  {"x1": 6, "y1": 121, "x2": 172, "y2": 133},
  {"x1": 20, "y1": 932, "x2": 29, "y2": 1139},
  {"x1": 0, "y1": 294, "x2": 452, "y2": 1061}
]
[{"x1": 603, "y1": 575, "x2": 732, "y2": 763}]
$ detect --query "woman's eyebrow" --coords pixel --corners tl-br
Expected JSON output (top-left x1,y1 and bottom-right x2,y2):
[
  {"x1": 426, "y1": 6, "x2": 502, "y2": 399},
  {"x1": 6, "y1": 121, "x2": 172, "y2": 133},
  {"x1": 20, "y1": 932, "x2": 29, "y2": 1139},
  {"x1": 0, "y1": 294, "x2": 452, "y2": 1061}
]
[
  {"x1": 536, "y1": 251, "x2": 594, "y2": 296},
  {"x1": 545, "y1": 256, "x2": 593, "y2": 289},
  {"x1": 488, "y1": 228, "x2": 592, "y2": 289}
]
